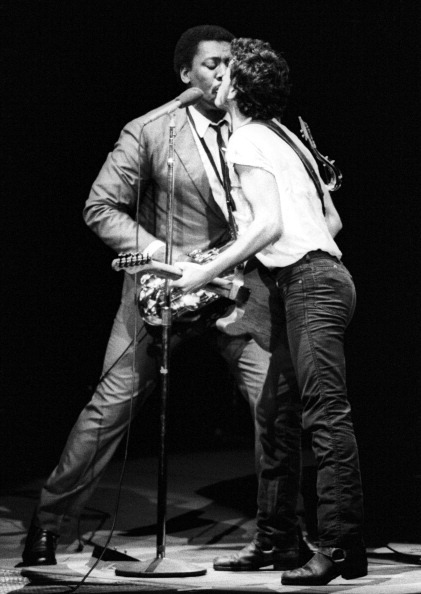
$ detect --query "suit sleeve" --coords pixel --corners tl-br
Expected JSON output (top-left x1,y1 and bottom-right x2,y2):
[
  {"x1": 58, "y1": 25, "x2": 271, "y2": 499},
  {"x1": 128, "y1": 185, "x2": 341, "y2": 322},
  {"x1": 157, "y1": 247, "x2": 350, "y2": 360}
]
[{"x1": 83, "y1": 119, "x2": 158, "y2": 254}]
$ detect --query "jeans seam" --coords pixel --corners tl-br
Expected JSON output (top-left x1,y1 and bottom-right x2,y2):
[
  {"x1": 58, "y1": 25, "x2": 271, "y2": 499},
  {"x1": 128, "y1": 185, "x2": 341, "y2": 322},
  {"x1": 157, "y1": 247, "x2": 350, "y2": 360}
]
[{"x1": 305, "y1": 268, "x2": 344, "y2": 545}]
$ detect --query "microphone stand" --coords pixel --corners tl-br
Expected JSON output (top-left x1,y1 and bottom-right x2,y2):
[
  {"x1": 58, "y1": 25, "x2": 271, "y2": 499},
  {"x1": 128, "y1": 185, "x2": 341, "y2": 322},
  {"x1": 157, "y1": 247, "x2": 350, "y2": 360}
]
[{"x1": 115, "y1": 112, "x2": 206, "y2": 579}]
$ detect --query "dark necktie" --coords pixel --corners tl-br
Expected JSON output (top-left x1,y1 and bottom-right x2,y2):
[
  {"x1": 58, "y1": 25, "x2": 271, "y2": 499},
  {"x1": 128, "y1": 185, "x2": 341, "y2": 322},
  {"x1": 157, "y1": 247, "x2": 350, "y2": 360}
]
[
  {"x1": 210, "y1": 121, "x2": 237, "y2": 238},
  {"x1": 210, "y1": 121, "x2": 228, "y2": 179}
]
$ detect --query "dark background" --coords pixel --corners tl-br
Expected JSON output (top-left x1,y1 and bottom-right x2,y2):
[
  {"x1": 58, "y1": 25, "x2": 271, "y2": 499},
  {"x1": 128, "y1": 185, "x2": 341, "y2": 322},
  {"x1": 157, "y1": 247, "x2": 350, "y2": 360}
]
[{"x1": 2, "y1": 0, "x2": 420, "y2": 545}]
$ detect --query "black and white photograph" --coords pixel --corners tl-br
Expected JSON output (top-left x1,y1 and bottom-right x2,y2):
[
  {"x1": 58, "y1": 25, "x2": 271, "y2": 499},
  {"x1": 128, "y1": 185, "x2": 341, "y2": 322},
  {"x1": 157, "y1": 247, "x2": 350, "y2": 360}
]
[{"x1": 1, "y1": 1, "x2": 420, "y2": 592}]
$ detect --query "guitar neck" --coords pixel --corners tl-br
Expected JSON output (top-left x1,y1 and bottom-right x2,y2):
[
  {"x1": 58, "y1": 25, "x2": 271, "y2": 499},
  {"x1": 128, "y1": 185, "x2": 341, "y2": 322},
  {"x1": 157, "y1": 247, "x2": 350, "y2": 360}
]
[{"x1": 111, "y1": 254, "x2": 182, "y2": 280}]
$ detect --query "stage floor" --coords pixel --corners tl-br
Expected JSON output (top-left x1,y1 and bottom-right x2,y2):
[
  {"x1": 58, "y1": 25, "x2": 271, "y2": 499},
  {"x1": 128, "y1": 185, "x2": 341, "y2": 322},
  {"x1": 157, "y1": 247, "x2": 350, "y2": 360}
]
[{"x1": 1, "y1": 448, "x2": 420, "y2": 593}]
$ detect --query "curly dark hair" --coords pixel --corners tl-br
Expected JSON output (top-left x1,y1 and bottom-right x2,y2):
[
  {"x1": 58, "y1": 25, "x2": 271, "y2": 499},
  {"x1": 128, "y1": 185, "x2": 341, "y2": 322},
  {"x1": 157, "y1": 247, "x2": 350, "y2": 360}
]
[
  {"x1": 173, "y1": 25, "x2": 234, "y2": 76},
  {"x1": 229, "y1": 38, "x2": 291, "y2": 120}
]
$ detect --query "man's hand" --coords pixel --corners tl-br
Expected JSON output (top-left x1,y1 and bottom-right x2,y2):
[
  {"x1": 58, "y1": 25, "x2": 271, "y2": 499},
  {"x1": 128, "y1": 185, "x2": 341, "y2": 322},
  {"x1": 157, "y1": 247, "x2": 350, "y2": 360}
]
[{"x1": 171, "y1": 261, "x2": 216, "y2": 294}]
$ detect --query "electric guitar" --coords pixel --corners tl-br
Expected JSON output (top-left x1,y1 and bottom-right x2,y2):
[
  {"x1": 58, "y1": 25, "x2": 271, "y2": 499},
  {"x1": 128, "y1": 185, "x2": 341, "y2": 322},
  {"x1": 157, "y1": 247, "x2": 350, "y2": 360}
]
[{"x1": 111, "y1": 252, "x2": 248, "y2": 326}]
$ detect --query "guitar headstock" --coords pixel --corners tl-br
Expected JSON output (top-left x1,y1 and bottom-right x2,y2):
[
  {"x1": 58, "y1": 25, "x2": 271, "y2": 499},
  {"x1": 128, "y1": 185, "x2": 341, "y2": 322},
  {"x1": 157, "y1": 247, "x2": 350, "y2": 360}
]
[
  {"x1": 112, "y1": 252, "x2": 151, "y2": 271},
  {"x1": 111, "y1": 252, "x2": 182, "y2": 280},
  {"x1": 298, "y1": 116, "x2": 343, "y2": 192},
  {"x1": 298, "y1": 116, "x2": 317, "y2": 149}
]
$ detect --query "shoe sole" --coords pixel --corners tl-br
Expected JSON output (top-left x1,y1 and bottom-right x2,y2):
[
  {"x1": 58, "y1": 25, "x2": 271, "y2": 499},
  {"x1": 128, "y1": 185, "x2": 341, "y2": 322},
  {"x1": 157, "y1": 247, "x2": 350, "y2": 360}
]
[
  {"x1": 20, "y1": 560, "x2": 57, "y2": 567},
  {"x1": 282, "y1": 568, "x2": 368, "y2": 586}
]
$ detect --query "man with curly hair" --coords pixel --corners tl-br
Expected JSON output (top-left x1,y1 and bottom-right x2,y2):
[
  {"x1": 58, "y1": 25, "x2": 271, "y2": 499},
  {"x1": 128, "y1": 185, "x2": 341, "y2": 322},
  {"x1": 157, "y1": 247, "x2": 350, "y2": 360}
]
[{"x1": 174, "y1": 38, "x2": 367, "y2": 586}]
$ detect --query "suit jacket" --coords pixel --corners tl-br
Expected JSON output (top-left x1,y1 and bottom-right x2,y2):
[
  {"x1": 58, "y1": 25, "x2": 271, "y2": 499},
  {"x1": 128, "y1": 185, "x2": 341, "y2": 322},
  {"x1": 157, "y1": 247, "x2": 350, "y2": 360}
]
[{"x1": 84, "y1": 105, "x2": 232, "y2": 258}]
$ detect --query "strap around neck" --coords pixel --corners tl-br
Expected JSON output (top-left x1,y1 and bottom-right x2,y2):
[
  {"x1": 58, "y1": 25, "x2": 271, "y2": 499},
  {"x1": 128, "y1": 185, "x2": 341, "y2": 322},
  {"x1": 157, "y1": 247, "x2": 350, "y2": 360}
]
[
  {"x1": 187, "y1": 108, "x2": 238, "y2": 239},
  {"x1": 252, "y1": 120, "x2": 326, "y2": 216}
]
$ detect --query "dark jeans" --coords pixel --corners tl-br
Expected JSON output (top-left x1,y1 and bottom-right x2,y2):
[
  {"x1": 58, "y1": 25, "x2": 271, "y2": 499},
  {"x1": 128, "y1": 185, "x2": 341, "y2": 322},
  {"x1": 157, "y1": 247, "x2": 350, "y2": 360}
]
[{"x1": 256, "y1": 251, "x2": 364, "y2": 550}]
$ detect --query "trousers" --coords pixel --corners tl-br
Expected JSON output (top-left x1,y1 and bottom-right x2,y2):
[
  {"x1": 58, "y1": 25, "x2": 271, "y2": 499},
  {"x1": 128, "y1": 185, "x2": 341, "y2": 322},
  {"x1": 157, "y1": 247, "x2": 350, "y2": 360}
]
[
  {"x1": 34, "y1": 269, "x2": 296, "y2": 535},
  {"x1": 255, "y1": 252, "x2": 364, "y2": 549}
]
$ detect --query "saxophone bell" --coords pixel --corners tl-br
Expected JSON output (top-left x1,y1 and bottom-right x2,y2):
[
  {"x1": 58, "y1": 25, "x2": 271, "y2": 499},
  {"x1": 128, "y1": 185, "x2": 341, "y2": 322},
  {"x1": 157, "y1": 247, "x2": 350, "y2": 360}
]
[{"x1": 298, "y1": 116, "x2": 343, "y2": 192}]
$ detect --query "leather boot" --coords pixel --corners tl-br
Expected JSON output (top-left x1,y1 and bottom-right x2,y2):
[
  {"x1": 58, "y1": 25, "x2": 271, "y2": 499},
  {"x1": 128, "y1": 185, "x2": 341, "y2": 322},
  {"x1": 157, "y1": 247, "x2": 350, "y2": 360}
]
[
  {"x1": 214, "y1": 540, "x2": 299, "y2": 571},
  {"x1": 20, "y1": 523, "x2": 58, "y2": 566},
  {"x1": 281, "y1": 546, "x2": 368, "y2": 585}
]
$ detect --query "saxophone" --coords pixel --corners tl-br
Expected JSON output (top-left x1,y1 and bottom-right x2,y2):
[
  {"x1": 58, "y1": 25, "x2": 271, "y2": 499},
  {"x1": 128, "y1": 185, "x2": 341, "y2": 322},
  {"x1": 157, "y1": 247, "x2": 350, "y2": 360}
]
[{"x1": 298, "y1": 116, "x2": 343, "y2": 192}]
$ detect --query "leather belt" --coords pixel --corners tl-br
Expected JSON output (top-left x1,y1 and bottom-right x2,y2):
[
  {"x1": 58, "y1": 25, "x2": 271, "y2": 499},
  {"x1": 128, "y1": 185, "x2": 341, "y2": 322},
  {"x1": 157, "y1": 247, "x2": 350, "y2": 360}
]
[{"x1": 271, "y1": 250, "x2": 341, "y2": 277}]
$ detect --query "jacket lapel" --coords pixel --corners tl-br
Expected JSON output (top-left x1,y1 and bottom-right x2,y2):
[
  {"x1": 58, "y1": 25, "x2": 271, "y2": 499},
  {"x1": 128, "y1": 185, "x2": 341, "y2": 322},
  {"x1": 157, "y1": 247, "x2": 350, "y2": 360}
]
[{"x1": 174, "y1": 110, "x2": 227, "y2": 222}]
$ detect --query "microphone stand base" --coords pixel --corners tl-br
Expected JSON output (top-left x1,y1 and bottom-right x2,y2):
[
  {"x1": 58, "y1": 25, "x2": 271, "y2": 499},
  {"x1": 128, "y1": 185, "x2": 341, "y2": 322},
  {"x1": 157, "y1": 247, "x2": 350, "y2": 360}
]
[{"x1": 115, "y1": 556, "x2": 207, "y2": 577}]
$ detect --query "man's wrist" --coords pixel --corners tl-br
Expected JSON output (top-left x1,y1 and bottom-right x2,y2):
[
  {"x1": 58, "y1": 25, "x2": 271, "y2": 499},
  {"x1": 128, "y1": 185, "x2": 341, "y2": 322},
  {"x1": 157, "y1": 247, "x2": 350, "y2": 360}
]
[
  {"x1": 142, "y1": 240, "x2": 166, "y2": 261},
  {"x1": 149, "y1": 245, "x2": 186, "y2": 264},
  {"x1": 152, "y1": 245, "x2": 166, "y2": 263}
]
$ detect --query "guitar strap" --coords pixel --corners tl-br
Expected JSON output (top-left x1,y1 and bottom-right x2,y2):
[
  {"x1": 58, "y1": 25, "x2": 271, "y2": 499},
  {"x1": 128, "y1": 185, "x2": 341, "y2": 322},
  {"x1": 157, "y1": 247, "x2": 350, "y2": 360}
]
[
  {"x1": 253, "y1": 120, "x2": 326, "y2": 215},
  {"x1": 187, "y1": 108, "x2": 238, "y2": 239}
]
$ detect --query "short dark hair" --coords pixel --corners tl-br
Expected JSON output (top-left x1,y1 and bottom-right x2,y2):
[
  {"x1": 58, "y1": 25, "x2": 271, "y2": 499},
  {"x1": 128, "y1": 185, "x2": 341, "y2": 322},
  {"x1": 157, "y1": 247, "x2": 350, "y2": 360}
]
[
  {"x1": 230, "y1": 38, "x2": 291, "y2": 120},
  {"x1": 173, "y1": 25, "x2": 234, "y2": 76}
]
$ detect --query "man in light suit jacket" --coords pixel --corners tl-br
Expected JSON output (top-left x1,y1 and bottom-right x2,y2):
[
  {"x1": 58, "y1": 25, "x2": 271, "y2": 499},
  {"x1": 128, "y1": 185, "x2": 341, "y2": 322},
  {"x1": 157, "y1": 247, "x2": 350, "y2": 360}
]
[{"x1": 21, "y1": 25, "x2": 300, "y2": 570}]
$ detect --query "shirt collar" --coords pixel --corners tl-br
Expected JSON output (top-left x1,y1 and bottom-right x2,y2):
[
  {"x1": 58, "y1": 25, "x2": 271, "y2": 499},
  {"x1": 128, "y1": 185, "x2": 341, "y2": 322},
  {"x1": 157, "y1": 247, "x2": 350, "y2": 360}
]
[{"x1": 189, "y1": 106, "x2": 230, "y2": 138}]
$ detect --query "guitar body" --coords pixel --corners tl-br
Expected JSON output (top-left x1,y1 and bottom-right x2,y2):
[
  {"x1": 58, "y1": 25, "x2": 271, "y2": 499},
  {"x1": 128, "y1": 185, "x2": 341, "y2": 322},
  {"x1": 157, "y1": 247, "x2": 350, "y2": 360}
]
[
  {"x1": 217, "y1": 257, "x2": 284, "y2": 353},
  {"x1": 136, "y1": 272, "x2": 234, "y2": 328},
  {"x1": 111, "y1": 250, "x2": 249, "y2": 332}
]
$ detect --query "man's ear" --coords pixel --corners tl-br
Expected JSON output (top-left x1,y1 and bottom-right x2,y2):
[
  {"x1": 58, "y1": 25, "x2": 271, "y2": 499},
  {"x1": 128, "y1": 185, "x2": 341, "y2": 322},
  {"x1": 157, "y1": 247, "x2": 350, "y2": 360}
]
[
  {"x1": 228, "y1": 85, "x2": 237, "y2": 100},
  {"x1": 180, "y1": 67, "x2": 191, "y2": 85}
]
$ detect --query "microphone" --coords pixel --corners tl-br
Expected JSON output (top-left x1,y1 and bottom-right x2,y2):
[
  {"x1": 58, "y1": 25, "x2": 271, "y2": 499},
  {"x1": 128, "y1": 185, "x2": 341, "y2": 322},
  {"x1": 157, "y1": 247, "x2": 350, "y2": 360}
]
[{"x1": 143, "y1": 87, "x2": 203, "y2": 125}]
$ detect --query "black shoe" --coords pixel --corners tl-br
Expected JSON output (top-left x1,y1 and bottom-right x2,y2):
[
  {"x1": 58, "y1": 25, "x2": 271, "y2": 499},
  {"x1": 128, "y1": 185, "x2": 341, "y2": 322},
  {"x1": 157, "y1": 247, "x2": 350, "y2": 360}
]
[
  {"x1": 281, "y1": 546, "x2": 368, "y2": 585},
  {"x1": 20, "y1": 523, "x2": 58, "y2": 566},
  {"x1": 213, "y1": 540, "x2": 299, "y2": 571}
]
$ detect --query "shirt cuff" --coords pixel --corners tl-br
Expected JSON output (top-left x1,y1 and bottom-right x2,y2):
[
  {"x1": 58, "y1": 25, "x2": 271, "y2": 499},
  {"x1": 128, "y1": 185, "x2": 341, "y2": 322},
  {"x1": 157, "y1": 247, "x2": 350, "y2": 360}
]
[{"x1": 142, "y1": 240, "x2": 166, "y2": 259}]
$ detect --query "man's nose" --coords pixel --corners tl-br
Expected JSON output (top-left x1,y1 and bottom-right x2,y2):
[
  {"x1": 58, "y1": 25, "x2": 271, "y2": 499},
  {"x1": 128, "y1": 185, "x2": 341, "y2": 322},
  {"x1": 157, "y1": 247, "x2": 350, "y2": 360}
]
[{"x1": 216, "y1": 62, "x2": 228, "y2": 78}]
